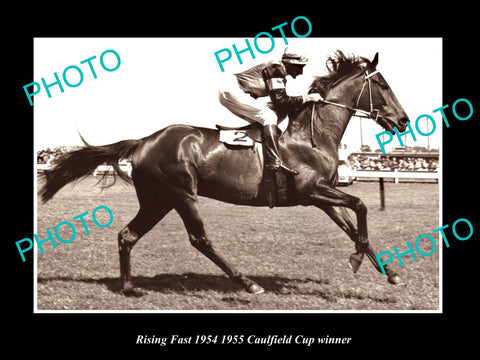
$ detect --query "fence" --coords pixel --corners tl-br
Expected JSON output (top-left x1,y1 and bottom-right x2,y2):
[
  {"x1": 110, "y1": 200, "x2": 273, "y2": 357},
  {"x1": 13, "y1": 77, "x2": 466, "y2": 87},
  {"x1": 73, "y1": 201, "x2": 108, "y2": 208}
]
[
  {"x1": 344, "y1": 170, "x2": 440, "y2": 210},
  {"x1": 37, "y1": 164, "x2": 132, "y2": 176},
  {"x1": 37, "y1": 164, "x2": 438, "y2": 211}
]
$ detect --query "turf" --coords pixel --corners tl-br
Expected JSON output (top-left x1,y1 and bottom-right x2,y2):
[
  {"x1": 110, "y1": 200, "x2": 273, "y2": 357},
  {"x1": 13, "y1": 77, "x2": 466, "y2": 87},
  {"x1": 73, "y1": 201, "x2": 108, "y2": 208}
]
[{"x1": 36, "y1": 177, "x2": 439, "y2": 311}]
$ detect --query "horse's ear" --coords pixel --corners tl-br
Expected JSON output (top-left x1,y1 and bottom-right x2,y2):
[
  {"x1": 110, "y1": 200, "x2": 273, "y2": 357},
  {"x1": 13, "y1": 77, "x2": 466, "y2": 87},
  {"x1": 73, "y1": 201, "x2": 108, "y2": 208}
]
[{"x1": 371, "y1": 52, "x2": 379, "y2": 69}]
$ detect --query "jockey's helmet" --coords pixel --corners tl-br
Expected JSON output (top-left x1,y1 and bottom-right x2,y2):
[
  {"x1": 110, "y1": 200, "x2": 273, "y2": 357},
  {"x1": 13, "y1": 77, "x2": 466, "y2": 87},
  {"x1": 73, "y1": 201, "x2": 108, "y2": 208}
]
[{"x1": 281, "y1": 47, "x2": 308, "y2": 65}]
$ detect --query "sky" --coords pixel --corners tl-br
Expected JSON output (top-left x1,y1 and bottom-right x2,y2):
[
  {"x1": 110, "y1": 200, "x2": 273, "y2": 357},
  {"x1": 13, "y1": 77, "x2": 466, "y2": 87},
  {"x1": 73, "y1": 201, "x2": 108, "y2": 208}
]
[{"x1": 33, "y1": 37, "x2": 442, "y2": 153}]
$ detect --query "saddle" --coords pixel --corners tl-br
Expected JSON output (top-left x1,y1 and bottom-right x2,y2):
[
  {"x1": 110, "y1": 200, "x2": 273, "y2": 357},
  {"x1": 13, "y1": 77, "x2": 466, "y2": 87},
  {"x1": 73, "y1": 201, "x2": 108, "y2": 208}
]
[
  {"x1": 216, "y1": 118, "x2": 289, "y2": 147},
  {"x1": 216, "y1": 119, "x2": 290, "y2": 209}
]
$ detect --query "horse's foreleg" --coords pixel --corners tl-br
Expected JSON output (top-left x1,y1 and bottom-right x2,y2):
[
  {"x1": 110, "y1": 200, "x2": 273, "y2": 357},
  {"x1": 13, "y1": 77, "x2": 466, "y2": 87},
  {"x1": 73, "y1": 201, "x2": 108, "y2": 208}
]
[
  {"x1": 321, "y1": 206, "x2": 401, "y2": 284},
  {"x1": 307, "y1": 183, "x2": 369, "y2": 246},
  {"x1": 175, "y1": 197, "x2": 264, "y2": 294},
  {"x1": 307, "y1": 184, "x2": 402, "y2": 285}
]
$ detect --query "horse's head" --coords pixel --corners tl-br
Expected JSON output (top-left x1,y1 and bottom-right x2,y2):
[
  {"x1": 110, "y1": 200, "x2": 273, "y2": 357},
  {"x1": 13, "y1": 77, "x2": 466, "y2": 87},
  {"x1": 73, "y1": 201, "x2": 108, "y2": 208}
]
[
  {"x1": 358, "y1": 53, "x2": 409, "y2": 133},
  {"x1": 309, "y1": 51, "x2": 409, "y2": 134}
]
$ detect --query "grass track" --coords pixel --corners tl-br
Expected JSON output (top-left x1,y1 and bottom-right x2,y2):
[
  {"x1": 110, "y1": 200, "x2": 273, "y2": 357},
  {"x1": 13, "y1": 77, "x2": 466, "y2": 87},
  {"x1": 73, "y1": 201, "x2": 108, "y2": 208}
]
[{"x1": 36, "y1": 177, "x2": 439, "y2": 311}]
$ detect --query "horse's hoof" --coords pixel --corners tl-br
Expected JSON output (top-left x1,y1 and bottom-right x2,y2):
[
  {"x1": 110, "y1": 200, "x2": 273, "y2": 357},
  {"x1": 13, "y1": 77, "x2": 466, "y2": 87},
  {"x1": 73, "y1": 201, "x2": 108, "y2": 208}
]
[
  {"x1": 388, "y1": 274, "x2": 407, "y2": 286},
  {"x1": 246, "y1": 283, "x2": 265, "y2": 294},
  {"x1": 348, "y1": 253, "x2": 364, "y2": 273}
]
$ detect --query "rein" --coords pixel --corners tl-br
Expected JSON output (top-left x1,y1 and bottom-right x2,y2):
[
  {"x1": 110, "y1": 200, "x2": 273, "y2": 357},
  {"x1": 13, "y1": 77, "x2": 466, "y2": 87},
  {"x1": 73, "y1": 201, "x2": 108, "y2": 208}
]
[{"x1": 310, "y1": 70, "x2": 380, "y2": 148}]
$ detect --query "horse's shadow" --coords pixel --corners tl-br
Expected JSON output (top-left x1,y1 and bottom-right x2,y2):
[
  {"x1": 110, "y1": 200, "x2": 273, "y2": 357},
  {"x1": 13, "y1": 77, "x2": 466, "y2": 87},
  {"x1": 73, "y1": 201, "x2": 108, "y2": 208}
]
[
  {"x1": 37, "y1": 273, "x2": 399, "y2": 306},
  {"x1": 37, "y1": 272, "x2": 332, "y2": 297}
]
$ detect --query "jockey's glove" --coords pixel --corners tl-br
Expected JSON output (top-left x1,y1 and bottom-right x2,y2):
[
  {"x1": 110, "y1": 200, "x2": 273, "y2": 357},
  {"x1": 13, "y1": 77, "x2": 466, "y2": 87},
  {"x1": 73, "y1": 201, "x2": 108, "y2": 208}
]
[{"x1": 302, "y1": 93, "x2": 324, "y2": 103}]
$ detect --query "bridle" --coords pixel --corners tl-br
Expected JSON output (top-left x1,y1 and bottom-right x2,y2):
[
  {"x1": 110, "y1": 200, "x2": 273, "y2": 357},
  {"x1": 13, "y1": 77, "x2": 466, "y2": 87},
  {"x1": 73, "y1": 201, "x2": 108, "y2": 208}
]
[
  {"x1": 323, "y1": 69, "x2": 381, "y2": 121},
  {"x1": 310, "y1": 69, "x2": 381, "y2": 148}
]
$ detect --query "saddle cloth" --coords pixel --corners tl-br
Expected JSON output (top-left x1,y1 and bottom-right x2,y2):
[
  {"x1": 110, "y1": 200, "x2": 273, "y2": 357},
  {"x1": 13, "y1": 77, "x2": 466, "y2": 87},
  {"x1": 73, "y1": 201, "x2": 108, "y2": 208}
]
[{"x1": 217, "y1": 118, "x2": 289, "y2": 147}]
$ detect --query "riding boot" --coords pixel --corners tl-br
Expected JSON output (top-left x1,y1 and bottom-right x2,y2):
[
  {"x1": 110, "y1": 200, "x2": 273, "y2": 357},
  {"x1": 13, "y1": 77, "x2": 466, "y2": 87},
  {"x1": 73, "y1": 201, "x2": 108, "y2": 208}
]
[{"x1": 263, "y1": 124, "x2": 299, "y2": 175}]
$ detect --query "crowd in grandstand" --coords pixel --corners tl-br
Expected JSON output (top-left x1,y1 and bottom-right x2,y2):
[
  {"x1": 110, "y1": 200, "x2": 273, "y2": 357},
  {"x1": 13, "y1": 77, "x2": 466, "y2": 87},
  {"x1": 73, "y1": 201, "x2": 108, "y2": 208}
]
[
  {"x1": 37, "y1": 146, "x2": 81, "y2": 164},
  {"x1": 350, "y1": 154, "x2": 439, "y2": 172},
  {"x1": 38, "y1": 146, "x2": 439, "y2": 173},
  {"x1": 37, "y1": 146, "x2": 132, "y2": 167}
]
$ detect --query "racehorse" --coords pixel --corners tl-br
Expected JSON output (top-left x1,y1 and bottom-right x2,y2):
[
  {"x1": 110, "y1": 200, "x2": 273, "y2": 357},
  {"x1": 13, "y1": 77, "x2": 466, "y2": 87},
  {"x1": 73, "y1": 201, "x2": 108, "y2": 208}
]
[{"x1": 40, "y1": 51, "x2": 409, "y2": 295}]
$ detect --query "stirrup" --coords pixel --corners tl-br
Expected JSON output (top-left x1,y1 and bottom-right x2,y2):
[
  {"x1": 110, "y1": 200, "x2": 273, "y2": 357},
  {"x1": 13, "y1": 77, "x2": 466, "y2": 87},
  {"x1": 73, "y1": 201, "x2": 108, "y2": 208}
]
[
  {"x1": 266, "y1": 162, "x2": 299, "y2": 175},
  {"x1": 279, "y1": 163, "x2": 299, "y2": 175}
]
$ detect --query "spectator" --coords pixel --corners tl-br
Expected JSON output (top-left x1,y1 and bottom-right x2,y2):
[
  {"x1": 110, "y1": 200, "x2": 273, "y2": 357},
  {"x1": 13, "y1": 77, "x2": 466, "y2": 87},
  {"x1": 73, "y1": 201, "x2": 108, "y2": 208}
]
[{"x1": 349, "y1": 153, "x2": 438, "y2": 172}]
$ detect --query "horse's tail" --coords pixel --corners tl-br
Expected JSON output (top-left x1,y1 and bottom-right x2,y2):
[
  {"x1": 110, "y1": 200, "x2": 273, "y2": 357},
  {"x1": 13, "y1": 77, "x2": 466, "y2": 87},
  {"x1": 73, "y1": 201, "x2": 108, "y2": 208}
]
[{"x1": 39, "y1": 135, "x2": 142, "y2": 203}]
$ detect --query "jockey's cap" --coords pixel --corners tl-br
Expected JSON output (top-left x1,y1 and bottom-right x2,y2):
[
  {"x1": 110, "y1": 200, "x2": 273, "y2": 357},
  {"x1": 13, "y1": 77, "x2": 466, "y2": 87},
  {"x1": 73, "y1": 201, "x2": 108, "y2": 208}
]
[{"x1": 281, "y1": 47, "x2": 308, "y2": 65}]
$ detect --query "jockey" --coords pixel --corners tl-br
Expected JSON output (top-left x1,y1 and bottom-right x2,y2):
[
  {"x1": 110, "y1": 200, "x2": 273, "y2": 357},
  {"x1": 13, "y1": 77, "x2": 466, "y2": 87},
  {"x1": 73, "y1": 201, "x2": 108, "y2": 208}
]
[{"x1": 218, "y1": 47, "x2": 323, "y2": 175}]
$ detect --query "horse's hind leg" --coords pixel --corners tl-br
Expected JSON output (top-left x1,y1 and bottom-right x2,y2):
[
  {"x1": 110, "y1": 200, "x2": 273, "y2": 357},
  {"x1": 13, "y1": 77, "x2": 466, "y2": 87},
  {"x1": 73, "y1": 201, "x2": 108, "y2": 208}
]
[
  {"x1": 175, "y1": 197, "x2": 265, "y2": 294},
  {"x1": 118, "y1": 203, "x2": 172, "y2": 294}
]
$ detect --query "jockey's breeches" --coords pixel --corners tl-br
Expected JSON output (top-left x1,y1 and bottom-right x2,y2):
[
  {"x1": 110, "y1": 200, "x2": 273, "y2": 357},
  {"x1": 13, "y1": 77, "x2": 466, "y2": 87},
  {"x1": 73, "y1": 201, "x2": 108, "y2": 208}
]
[{"x1": 218, "y1": 78, "x2": 277, "y2": 126}]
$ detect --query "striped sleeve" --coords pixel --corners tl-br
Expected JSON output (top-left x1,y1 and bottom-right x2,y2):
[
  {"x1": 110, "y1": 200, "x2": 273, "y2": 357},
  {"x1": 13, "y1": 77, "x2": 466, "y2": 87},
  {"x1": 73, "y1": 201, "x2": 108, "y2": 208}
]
[
  {"x1": 262, "y1": 63, "x2": 304, "y2": 112},
  {"x1": 262, "y1": 63, "x2": 287, "y2": 91}
]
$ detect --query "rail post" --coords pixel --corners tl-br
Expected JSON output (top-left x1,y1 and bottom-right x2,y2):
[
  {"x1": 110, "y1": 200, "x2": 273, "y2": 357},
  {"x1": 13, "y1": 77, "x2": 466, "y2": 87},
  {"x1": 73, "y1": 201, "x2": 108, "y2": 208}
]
[{"x1": 379, "y1": 177, "x2": 385, "y2": 210}]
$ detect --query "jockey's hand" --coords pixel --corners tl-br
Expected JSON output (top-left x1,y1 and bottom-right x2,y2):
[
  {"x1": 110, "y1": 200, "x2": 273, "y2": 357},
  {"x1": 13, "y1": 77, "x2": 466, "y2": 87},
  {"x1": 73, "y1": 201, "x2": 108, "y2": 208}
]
[{"x1": 303, "y1": 93, "x2": 324, "y2": 103}]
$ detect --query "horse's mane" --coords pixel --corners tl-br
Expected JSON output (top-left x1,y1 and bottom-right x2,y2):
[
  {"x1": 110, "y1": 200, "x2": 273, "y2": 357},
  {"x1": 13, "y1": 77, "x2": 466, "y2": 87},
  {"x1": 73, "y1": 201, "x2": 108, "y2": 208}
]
[{"x1": 309, "y1": 50, "x2": 370, "y2": 96}]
